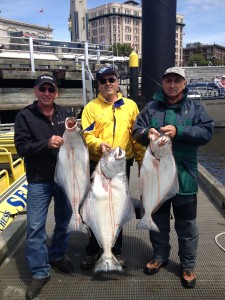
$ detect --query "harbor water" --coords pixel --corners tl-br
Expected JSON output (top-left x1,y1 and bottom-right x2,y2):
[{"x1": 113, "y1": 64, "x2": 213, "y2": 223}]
[{"x1": 198, "y1": 128, "x2": 225, "y2": 185}]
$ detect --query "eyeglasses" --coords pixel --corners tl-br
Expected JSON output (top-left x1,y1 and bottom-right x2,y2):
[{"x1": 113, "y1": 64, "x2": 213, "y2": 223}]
[
  {"x1": 99, "y1": 77, "x2": 117, "y2": 85},
  {"x1": 38, "y1": 86, "x2": 56, "y2": 93}
]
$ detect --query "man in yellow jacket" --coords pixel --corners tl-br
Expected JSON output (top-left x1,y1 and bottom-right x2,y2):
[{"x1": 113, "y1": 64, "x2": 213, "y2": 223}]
[{"x1": 81, "y1": 66, "x2": 145, "y2": 270}]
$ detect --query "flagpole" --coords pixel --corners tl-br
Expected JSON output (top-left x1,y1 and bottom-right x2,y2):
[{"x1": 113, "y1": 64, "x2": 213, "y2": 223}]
[{"x1": 38, "y1": 9, "x2": 44, "y2": 26}]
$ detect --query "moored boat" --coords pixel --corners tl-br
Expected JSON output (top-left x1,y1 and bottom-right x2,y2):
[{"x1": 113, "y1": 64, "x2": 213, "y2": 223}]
[
  {"x1": 187, "y1": 86, "x2": 225, "y2": 127},
  {"x1": 0, "y1": 123, "x2": 27, "y2": 232}
]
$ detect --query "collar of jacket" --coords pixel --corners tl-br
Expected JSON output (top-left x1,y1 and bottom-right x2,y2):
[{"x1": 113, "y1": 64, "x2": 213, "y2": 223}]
[
  {"x1": 30, "y1": 100, "x2": 58, "y2": 113},
  {"x1": 153, "y1": 87, "x2": 189, "y2": 108},
  {"x1": 98, "y1": 92, "x2": 124, "y2": 107}
]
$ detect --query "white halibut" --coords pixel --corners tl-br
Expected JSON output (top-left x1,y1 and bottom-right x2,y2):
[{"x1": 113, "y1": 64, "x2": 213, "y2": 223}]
[
  {"x1": 138, "y1": 135, "x2": 178, "y2": 232},
  {"x1": 55, "y1": 117, "x2": 90, "y2": 233},
  {"x1": 81, "y1": 147, "x2": 135, "y2": 274}
]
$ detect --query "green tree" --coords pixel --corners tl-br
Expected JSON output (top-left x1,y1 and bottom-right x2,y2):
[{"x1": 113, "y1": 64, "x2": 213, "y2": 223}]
[
  {"x1": 188, "y1": 53, "x2": 208, "y2": 66},
  {"x1": 110, "y1": 43, "x2": 133, "y2": 56}
]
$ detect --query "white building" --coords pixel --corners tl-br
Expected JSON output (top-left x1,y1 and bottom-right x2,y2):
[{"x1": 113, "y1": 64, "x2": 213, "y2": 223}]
[
  {"x1": 88, "y1": 1, "x2": 142, "y2": 54},
  {"x1": 176, "y1": 14, "x2": 185, "y2": 67},
  {"x1": 0, "y1": 17, "x2": 53, "y2": 48},
  {"x1": 87, "y1": 1, "x2": 184, "y2": 66}
]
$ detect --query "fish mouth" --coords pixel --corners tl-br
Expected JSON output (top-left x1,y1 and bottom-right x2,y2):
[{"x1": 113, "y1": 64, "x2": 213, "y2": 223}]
[
  {"x1": 156, "y1": 135, "x2": 170, "y2": 146},
  {"x1": 65, "y1": 117, "x2": 77, "y2": 130},
  {"x1": 114, "y1": 146, "x2": 125, "y2": 159}
]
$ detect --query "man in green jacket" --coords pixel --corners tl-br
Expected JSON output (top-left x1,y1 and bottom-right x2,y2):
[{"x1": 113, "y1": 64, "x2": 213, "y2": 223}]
[{"x1": 132, "y1": 67, "x2": 214, "y2": 289}]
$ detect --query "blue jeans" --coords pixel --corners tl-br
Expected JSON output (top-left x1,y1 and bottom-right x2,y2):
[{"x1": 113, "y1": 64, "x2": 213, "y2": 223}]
[
  {"x1": 26, "y1": 182, "x2": 72, "y2": 279},
  {"x1": 150, "y1": 194, "x2": 199, "y2": 271}
]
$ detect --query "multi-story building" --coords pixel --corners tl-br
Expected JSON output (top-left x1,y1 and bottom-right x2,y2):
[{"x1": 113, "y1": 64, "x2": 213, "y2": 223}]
[
  {"x1": 69, "y1": 0, "x2": 88, "y2": 42},
  {"x1": 87, "y1": 1, "x2": 184, "y2": 66},
  {"x1": 0, "y1": 17, "x2": 53, "y2": 49},
  {"x1": 87, "y1": 1, "x2": 142, "y2": 54},
  {"x1": 183, "y1": 42, "x2": 225, "y2": 66},
  {"x1": 176, "y1": 14, "x2": 185, "y2": 66}
]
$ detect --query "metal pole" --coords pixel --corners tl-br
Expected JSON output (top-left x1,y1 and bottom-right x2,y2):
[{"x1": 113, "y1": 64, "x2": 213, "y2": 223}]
[
  {"x1": 29, "y1": 36, "x2": 35, "y2": 73},
  {"x1": 141, "y1": 0, "x2": 177, "y2": 107},
  {"x1": 129, "y1": 51, "x2": 139, "y2": 105},
  {"x1": 84, "y1": 41, "x2": 89, "y2": 67},
  {"x1": 81, "y1": 60, "x2": 87, "y2": 106},
  {"x1": 97, "y1": 46, "x2": 100, "y2": 63}
]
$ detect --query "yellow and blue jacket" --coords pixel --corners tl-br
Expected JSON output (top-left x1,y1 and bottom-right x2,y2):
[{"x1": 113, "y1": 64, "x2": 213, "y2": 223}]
[{"x1": 81, "y1": 92, "x2": 146, "y2": 164}]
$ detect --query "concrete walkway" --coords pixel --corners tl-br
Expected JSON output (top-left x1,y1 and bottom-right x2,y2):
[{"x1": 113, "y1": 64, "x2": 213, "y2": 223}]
[{"x1": 0, "y1": 164, "x2": 225, "y2": 299}]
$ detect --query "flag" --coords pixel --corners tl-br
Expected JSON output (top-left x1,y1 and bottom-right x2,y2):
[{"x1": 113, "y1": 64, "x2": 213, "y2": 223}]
[{"x1": 38, "y1": 9, "x2": 44, "y2": 14}]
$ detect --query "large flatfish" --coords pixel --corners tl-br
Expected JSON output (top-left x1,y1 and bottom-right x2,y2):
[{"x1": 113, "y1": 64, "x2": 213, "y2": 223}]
[
  {"x1": 81, "y1": 147, "x2": 135, "y2": 273},
  {"x1": 55, "y1": 117, "x2": 90, "y2": 233},
  {"x1": 138, "y1": 134, "x2": 178, "y2": 232}
]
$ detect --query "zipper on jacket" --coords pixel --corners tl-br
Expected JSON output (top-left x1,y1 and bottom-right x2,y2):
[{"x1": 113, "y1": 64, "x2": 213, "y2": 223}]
[{"x1": 112, "y1": 105, "x2": 116, "y2": 146}]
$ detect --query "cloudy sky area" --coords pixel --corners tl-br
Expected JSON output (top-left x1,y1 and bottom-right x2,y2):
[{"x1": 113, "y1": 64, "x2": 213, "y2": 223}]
[{"x1": 0, "y1": 0, "x2": 224, "y2": 46}]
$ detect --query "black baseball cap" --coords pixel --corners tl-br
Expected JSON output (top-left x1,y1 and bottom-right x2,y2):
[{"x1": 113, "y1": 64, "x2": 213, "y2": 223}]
[
  {"x1": 34, "y1": 74, "x2": 58, "y2": 87},
  {"x1": 96, "y1": 66, "x2": 118, "y2": 81}
]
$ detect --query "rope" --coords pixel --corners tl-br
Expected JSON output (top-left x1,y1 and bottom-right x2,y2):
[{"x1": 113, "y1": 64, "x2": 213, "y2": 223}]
[{"x1": 215, "y1": 232, "x2": 225, "y2": 252}]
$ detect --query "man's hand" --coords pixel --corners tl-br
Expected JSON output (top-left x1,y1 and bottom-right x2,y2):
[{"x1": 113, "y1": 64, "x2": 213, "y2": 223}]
[
  {"x1": 100, "y1": 142, "x2": 111, "y2": 154},
  {"x1": 160, "y1": 125, "x2": 177, "y2": 139},
  {"x1": 48, "y1": 135, "x2": 63, "y2": 149},
  {"x1": 148, "y1": 128, "x2": 161, "y2": 141}
]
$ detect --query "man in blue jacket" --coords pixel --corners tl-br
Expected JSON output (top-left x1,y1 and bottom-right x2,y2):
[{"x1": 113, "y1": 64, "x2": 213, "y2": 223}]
[
  {"x1": 14, "y1": 74, "x2": 73, "y2": 299},
  {"x1": 132, "y1": 67, "x2": 214, "y2": 289}
]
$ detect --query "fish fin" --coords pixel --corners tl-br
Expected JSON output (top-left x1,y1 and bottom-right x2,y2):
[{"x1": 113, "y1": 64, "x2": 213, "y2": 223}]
[
  {"x1": 136, "y1": 215, "x2": 160, "y2": 232},
  {"x1": 93, "y1": 253, "x2": 123, "y2": 274}
]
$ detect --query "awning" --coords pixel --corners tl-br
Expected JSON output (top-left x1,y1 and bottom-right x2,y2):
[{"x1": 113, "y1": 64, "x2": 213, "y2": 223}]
[{"x1": 0, "y1": 51, "x2": 59, "y2": 61}]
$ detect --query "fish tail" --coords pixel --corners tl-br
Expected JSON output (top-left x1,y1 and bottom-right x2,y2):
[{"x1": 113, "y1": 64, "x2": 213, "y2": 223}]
[
  {"x1": 78, "y1": 222, "x2": 90, "y2": 235},
  {"x1": 93, "y1": 253, "x2": 123, "y2": 274},
  {"x1": 136, "y1": 215, "x2": 160, "y2": 232},
  {"x1": 67, "y1": 214, "x2": 89, "y2": 235}
]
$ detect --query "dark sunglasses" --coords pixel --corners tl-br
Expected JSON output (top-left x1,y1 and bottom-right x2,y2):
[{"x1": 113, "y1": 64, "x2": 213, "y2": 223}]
[
  {"x1": 38, "y1": 86, "x2": 56, "y2": 93},
  {"x1": 99, "y1": 77, "x2": 117, "y2": 85}
]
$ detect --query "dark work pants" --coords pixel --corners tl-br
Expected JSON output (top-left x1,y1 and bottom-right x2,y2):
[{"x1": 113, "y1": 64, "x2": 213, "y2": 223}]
[
  {"x1": 86, "y1": 157, "x2": 133, "y2": 256},
  {"x1": 150, "y1": 194, "x2": 199, "y2": 271}
]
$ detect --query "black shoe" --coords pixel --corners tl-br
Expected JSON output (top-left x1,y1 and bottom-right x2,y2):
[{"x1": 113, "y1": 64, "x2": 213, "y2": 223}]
[
  {"x1": 144, "y1": 259, "x2": 168, "y2": 275},
  {"x1": 80, "y1": 254, "x2": 99, "y2": 270},
  {"x1": 26, "y1": 277, "x2": 50, "y2": 299},
  {"x1": 50, "y1": 256, "x2": 74, "y2": 273},
  {"x1": 181, "y1": 270, "x2": 196, "y2": 288},
  {"x1": 115, "y1": 254, "x2": 127, "y2": 268}
]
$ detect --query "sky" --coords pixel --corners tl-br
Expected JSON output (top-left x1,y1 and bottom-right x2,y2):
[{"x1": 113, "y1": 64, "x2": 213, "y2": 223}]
[{"x1": 0, "y1": 0, "x2": 225, "y2": 46}]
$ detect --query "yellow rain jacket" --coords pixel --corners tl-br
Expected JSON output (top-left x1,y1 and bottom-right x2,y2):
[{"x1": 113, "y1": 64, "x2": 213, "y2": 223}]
[{"x1": 81, "y1": 92, "x2": 146, "y2": 164}]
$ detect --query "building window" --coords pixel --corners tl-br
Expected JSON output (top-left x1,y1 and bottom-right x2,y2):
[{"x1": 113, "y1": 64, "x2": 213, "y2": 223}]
[
  {"x1": 125, "y1": 18, "x2": 131, "y2": 24},
  {"x1": 99, "y1": 19, "x2": 104, "y2": 25},
  {"x1": 125, "y1": 34, "x2": 131, "y2": 41},
  {"x1": 125, "y1": 26, "x2": 131, "y2": 33},
  {"x1": 99, "y1": 27, "x2": 104, "y2": 34},
  {"x1": 99, "y1": 36, "x2": 105, "y2": 43}
]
